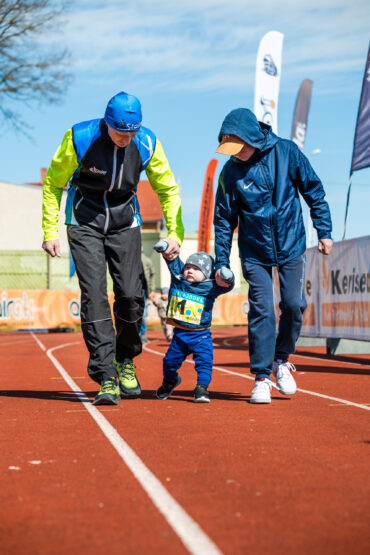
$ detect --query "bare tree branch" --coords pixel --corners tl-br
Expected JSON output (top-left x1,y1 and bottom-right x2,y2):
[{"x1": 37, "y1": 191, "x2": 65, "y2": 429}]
[{"x1": 0, "y1": 0, "x2": 72, "y2": 134}]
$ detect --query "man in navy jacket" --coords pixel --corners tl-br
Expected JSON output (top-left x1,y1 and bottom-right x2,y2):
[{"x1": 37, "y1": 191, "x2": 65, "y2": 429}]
[{"x1": 214, "y1": 108, "x2": 332, "y2": 404}]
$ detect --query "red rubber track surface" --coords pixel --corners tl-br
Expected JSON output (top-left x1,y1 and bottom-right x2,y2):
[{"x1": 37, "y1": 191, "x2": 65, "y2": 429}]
[{"x1": 1, "y1": 328, "x2": 369, "y2": 554}]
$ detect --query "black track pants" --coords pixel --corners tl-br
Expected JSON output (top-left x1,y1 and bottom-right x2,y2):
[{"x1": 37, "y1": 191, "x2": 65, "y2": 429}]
[{"x1": 67, "y1": 225, "x2": 145, "y2": 384}]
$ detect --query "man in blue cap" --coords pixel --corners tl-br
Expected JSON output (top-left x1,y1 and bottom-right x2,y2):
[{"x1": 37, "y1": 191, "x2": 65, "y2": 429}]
[
  {"x1": 214, "y1": 108, "x2": 333, "y2": 404},
  {"x1": 42, "y1": 91, "x2": 184, "y2": 405}
]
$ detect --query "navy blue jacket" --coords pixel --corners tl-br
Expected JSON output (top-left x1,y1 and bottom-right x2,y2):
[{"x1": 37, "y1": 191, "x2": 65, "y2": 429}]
[
  {"x1": 214, "y1": 123, "x2": 332, "y2": 268},
  {"x1": 165, "y1": 257, "x2": 233, "y2": 330}
]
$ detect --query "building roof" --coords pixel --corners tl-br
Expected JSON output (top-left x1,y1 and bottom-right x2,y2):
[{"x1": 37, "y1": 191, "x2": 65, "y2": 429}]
[{"x1": 137, "y1": 180, "x2": 163, "y2": 223}]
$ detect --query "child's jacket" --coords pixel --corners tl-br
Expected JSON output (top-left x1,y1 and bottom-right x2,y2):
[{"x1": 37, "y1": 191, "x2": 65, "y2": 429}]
[{"x1": 165, "y1": 257, "x2": 234, "y2": 330}]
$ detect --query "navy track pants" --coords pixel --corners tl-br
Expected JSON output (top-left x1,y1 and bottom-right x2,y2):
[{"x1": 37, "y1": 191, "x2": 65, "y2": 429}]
[{"x1": 242, "y1": 254, "x2": 307, "y2": 379}]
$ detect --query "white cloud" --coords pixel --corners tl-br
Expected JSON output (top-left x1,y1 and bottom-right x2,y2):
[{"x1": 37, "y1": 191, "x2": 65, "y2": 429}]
[{"x1": 48, "y1": 0, "x2": 370, "y2": 92}]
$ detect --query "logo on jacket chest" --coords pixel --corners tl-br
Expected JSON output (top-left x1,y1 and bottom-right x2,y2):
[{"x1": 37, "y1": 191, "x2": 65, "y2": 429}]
[{"x1": 89, "y1": 166, "x2": 107, "y2": 175}]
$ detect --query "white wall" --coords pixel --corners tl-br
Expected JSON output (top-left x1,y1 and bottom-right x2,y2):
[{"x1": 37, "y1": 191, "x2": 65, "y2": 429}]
[
  {"x1": 0, "y1": 180, "x2": 241, "y2": 289},
  {"x1": 0, "y1": 181, "x2": 68, "y2": 252}
]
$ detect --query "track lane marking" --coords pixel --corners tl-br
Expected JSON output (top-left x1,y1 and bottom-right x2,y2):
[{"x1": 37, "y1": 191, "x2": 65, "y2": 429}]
[
  {"x1": 30, "y1": 332, "x2": 46, "y2": 351},
  {"x1": 144, "y1": 343, "x2": 370, "y2": 412},
  {"x1": 30, "y1": 335, "x2": 223, "y2": 555}
]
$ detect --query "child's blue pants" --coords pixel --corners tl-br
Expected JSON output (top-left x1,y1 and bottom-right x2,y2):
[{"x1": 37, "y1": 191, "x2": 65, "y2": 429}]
[{"x1": 163, "y1": 327, "x2": 213, "y2": 387}]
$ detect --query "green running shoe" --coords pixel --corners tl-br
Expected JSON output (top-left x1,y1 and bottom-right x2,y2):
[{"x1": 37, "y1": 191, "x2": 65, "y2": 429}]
[
  {"x1": 115, "y1": 359, "x2": 141, "y2": 396},
  {"x1": 92, "y1": 377, "x2": 120, "y2": 406}
]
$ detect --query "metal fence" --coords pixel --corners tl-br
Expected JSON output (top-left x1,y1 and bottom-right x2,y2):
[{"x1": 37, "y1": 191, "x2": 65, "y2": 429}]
[{"x1": 0, "y1": 250, "x2": 113, "y2": 291}]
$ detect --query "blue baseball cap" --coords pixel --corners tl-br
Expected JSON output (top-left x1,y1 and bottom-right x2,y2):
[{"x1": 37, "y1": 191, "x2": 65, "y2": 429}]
[{"x1": 104, "y1": 92, "x2": 142, "y2": 132}]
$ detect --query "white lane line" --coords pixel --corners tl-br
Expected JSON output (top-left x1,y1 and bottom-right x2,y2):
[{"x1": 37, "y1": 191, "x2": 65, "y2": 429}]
[
  {"x1": 294, "y1": 388, "x2": 370, "y2": 410},
  {"x1": 143, "y1": 344, "x2": 370, "y2": 412},
  {"x1": 219, "y1": 337, "x2": 370, "y2": 369},
  {"x1": 30, "y1": 332, "x2": 46, "y2": 351},
  {"x1": 31, "y1": 338, "x2": 222, "y2": 555}
]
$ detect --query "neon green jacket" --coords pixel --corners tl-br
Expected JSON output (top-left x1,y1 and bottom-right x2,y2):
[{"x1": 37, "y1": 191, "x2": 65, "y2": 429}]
[{"x1": 42, "y1": 119, "x2": 184, "y2": 244}]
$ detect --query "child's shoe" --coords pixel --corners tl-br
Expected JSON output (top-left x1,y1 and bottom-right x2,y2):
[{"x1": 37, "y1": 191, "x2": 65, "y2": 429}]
[
  {"x1": 156, "y1": 376, "x2": 181, "y2": 399},
  {"x1": 194, "y1": 385, "x2": 210, "y2": 403}
]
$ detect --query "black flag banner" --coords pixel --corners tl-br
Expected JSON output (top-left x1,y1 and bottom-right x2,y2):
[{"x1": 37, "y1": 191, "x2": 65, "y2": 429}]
[
  {"x1": 291, "y1": 79, "x2": 313, "y2": 151},
  {"x1": 291, "y1": 79, "x2": 315, "y2": 246},
  {"x1": 351, "y1": 43, "x2": 370, "y2": 173},
  {"x1": 343, "y1": 43, "x2": 370, "y2": 238}
]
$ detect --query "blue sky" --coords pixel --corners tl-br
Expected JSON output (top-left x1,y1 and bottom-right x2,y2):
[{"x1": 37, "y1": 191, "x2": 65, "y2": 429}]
[{"x1": 1, "y1": 0, "x2": 369, "y2": 242}]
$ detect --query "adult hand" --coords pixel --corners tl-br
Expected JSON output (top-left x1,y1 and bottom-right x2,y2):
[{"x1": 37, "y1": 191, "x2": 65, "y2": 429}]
[
  {"x1": 215, "y1": 268, "x2": 231, "y2": 287},
  {"x1": 318, "y1": 238, "x2": 333, "y2": 255},
  {"x1": 42, "y1": 239, "x2": 61, "y2": 257},
  {"x1": 162, "y1": 238, "x2": 180, "y2": 261}
]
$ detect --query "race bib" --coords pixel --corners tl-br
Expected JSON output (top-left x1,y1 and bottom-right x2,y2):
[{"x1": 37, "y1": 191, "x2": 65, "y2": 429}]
[{"x1": 168, "y1": 289, "x2": 205, "y2": 325}]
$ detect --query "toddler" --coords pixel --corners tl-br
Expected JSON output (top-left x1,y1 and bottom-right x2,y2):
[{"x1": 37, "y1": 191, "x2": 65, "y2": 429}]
[{"x1": 154, "y1": 243, "x2": 234, "y2": 402}]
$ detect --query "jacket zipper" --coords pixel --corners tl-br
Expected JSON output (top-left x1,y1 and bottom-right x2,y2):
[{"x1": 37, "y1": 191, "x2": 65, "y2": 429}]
[
  {"x1": 75, "y1": 193, "x2": 84, "y2": 210},
  {"x1": 260, "y1": 163, "x2": 279, "y2": 266},
  {"x1": 117, "y1": 160, "x2": 124, "y2": 189},
  {"x1": 104, "y1": 145, "x2": 118, "y2": 233}
]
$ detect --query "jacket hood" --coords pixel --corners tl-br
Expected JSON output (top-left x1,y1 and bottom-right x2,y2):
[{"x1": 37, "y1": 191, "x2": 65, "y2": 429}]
[{"x1": 218, "y1": 108, "x2": 278, "y2": 152}]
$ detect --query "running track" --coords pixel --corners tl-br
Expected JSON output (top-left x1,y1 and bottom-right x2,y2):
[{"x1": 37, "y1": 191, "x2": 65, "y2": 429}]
[{"x1": 1, "y1": 327, "x2": 369, "y2": 554}]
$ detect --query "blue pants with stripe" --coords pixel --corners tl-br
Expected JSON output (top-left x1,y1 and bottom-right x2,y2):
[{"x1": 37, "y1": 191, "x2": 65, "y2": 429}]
[{"x1": 163, "y1": 328, "x2": 213, "y2": 387}]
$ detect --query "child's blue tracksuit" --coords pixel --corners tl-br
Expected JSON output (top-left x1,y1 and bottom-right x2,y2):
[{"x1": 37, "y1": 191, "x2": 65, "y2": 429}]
[{"x1": 162, "y1": 257, "x2": 233, "y2": 387}]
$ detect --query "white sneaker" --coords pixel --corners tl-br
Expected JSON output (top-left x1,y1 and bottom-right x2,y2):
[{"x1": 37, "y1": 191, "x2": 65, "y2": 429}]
[
  {"x1": 250, "y1": 379, "x2": 272, "y2": 404},
  {"x1": 273, "y1": 360, "x2": 297, "y2": 395}
]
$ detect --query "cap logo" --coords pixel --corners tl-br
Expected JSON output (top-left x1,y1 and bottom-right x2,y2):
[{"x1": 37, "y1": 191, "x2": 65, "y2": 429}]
[{"x1": 113, "y1": 119, "x2": 126, "y2": 130}]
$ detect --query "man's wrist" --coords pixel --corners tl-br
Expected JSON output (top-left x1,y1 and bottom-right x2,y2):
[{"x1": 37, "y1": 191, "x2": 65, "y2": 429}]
[
  {"x1": 317, "y1": 232, "x2": 332, "y2": 240},
  {"x1": 167, "y1": 234, "x2": 181, "y2": 247}
]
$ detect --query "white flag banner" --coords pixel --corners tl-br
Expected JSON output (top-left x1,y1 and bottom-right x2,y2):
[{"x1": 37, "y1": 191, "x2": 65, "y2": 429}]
[{"x1": 254, "y1": 31, "x2": 284, "y2": 134}]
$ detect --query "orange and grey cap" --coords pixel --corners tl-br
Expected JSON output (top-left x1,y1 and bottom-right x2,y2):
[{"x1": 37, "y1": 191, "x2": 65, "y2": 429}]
[{"x1": 216, "y1": 135, "x2": 245, "y2": 155}]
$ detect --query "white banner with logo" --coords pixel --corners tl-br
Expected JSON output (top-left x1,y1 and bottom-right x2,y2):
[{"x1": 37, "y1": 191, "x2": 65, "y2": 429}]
[
  {"x1": 254, "y1": 31, "x2": 284, "y2": 134},
  {"x1": 274, "y1": 236, "x2": 370, "y2": 340}
]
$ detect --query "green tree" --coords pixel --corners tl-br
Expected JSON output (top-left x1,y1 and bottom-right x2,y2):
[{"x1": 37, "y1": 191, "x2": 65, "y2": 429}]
[{"x1": 0, "y1": 0, "x2": 72, "y2": 131}]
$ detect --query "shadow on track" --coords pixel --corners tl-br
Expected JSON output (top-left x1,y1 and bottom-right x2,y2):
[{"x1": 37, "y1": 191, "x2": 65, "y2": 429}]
[
  {"x1": 293, "y1": 364, "x2": 370, "y2": 376},
  {"x1": 155, "y1": 391, "x2": 290, "y2": 403},
  {"x1": 0, "y1": 390, "x2": 92, "y2": 403},
  {"x1": 0, "y1": 389, "x2": 291, "y2": 403}
]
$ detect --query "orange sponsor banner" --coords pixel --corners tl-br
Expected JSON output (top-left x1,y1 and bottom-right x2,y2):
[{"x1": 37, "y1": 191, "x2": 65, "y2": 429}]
[
  {"x1": 0, "y1": 289, "x2": 115, "y2": 330},
  {"x1": 322, "y1": 302, "x2": 370, "y2": 329},
  {"x1": 197, "y1": 159, "x2": 217, "y2": 253},
  {"x1": 147, "y1": 293, "x2": 249, "y2": 327},
  {"x1": 0, "y1": 289, "x2": 248, "y2": 330}
]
